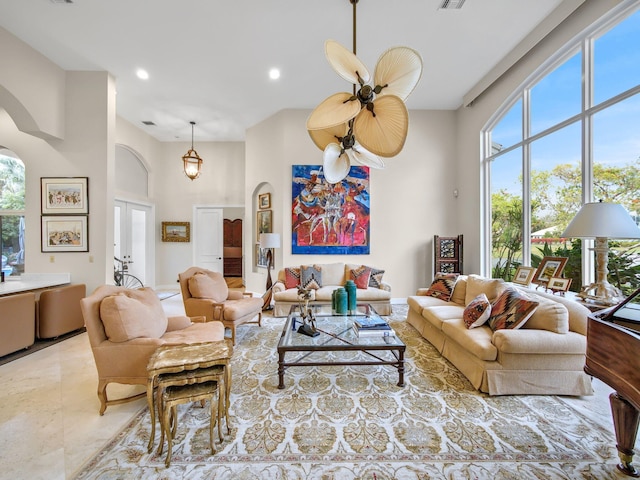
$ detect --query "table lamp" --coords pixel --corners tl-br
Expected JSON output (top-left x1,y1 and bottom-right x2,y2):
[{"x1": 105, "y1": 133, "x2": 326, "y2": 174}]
[
  {"x1": 259, "y1": 233, "x2": 281, "y2": 310},
  {"x1": 561, "y1": 201, "x2": 640, "y2": 305}
]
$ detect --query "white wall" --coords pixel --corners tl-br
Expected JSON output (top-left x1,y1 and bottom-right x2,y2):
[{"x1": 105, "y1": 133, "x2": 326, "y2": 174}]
[{"x1": 244, "y1": 109, "x2": 458, "y2": 298}]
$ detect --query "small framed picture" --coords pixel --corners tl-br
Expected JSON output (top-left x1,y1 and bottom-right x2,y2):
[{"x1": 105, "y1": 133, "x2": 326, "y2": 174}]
[
  {"x1": 41, "y1": 177, "x2": 89, "y2": 215},
  {"x1": 41, "y1": 216, "x2": 89, "y2": 252},
  {"x1": 513, "y1": 266, "x2": 536, "y2": 286},
  {"x1": 258, "y1": 192, "x2": 271, "y2": 210},
  {"x1": 161, "y1": 222, "x2": 190, "y2": 242},
  {"x1": 548, "y1": 276, "x2": 572, "y2": 293},
  {"x1": 256, "y1": 243, "x2": 268, "y2": 268},
  {"x1": 532, "y1": 256, "x2": 568, "y2": 285},
  {"x1": 257, "y1": 210, "x2": 272, "y2": 237}
]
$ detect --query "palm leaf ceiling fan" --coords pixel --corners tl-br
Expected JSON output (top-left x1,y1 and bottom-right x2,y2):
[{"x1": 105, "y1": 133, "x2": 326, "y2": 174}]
[{"x1": 306, "y1": 0, "x2": 423, "y2": 184}]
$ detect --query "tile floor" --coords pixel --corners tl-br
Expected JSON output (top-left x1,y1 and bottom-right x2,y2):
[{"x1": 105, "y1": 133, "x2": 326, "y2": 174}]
[{"x1": 0, "y1": 293, "x2": 628, "y2": 479}]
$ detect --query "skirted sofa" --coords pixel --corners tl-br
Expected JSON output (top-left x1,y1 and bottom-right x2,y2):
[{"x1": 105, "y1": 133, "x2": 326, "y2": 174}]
[
  {"x1": 272, "y1": 262, "x2": 391, "y2": 317},
  {"x1": 406, "y1": 274, "x2": 594, "y2": 396}
]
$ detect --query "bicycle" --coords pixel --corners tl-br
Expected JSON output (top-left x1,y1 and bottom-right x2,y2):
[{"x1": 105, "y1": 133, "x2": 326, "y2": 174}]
[{"x1": 114, "y1": 256, "x2": 144, "y2": 289}]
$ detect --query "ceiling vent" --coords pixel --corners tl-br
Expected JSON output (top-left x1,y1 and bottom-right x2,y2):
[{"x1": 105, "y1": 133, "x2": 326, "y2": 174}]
[
  {"x1": 141, "y1": 121, "x2": 156, "y2": 126},
  {"x1": 439, "y1": 0, "x2": 466, "y2": 9},
  {"x1": 49, "y1": 0, "x2": 74, "y2": 4}
]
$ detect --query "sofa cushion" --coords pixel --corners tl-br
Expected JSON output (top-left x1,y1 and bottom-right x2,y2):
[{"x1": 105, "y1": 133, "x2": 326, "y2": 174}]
[
  {"x1": 463, "y1": 293, "x2": 492, "y2": 329},
  {"x1": 465, "y1": 274, "x2": 505, "y2": 304},
  {"x1": 301, "y1": 264, "x2": 323, "y2": 289},
  {"x1": 522, "y1": 294, "x2": 569, "y2": 334},
  {"x1": 188, "y1": 272, "x2": 228, "y2": 302},
  {"x1": 424, "y1": 273, "x2": 459, "y2": 302},
  {"x1": 422, "y1": 305, "x2": 466, "y2": 330},
  {"x1": 284, "y1": 267, "x2": 301, "y2": 289},
  {"x1": 274, "y1": 288, "x2": 316, "y2": 302},
  {"x1": 487, "y1": 287, "x2": 539, "y2": 331},
  {"x1": 441, "y1": 320, "x2": 498, "y2": 361},
  {"x1": 350, "y1": 265, "x2": 371, "y2": 289},
  {"x1": 100, "y1": 289, "x2": 168, "y2": 342},
  {"x1": 368, "y1": 268, "x2": 385, "y2": 289},
  {"x1": 450, "y1": 275, "x2": 467, "y2": 305}
]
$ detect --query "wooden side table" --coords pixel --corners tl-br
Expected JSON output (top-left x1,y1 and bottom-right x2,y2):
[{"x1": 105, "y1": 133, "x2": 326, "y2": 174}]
[{"x1": 146, "y1": 340, "x2": 233, "y2": 454}]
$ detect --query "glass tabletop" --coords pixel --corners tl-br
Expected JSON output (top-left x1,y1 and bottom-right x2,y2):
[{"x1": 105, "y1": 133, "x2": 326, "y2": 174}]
[{"x1": 280, "y1": 304, "x2": 404, "y2": 349}]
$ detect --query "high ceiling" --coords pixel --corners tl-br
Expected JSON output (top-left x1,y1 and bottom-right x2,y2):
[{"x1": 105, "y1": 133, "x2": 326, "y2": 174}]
[{"x1": 0, "y1": 0, "x2": 568, "y2": 142}]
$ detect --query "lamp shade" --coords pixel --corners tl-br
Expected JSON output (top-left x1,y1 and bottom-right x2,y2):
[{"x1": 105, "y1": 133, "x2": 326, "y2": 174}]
[
  {"x1": 259, "y1": 233, "x2": 281, "y2": 249},
  {"x1": 561, "y1": 202, "x2": 640, "y2": 239}
]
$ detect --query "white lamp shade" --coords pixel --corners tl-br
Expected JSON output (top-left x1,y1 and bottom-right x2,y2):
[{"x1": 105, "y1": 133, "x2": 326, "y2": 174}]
[
  {"x1": 561, "y1": 202, "x2": 640, "y2": 239},
  {"x1": 259, "y1": 233, "x2": 281, "y2": 249}
]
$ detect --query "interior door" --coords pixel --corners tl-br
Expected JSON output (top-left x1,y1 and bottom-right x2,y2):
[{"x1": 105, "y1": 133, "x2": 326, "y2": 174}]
[
  {"x1": 194, "y1": 207, "x2": 224, "y2": 272},
  {"x1": 114, "y1": 199, "x2": 153, "y2": 285}
]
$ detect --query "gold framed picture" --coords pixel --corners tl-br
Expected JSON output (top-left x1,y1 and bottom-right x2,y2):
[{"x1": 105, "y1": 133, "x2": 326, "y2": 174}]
[
  {"x1": 513, "y1": 266, "x2": 536, "y2": 286},
  {"x1": 548, "y1": 276, "x2": 572, "y2": 293},
  {"x1": 257, "y1": 210, "x2": 272, "y2": 237},
  {"x1": 532, "y1": 256, "x2": 568, "y2": 285},
  {"x1": 258, "y1": 192, "x2": 271, "y2": 209},
  {"x1": 161, "y1": 221, "x2": 190, "y2": 242}
]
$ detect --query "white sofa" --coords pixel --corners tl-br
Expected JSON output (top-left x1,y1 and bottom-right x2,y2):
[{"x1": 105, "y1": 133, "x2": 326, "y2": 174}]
[
  {"x1": 272, "y1": 262, "x2": 392, "y2": 317},
  {"x1": 406, "y1": 274, "x2": 594, "y2": 396}
]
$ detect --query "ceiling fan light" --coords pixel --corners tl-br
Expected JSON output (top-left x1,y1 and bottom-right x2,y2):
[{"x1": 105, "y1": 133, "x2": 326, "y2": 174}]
[
  {"x1": 353, "y1": 95, "x2": 409, "y2": 157},
  {"x1": 323, "y1": 143, "x2": 351, "y2": 184},
  {"x1": 374, "y1": 46, "x2": 423, "y2": 101},
  {"x1": 307, "y1": 92, "x2": 361, "y2": 131},
  {"x1": 325, "y1": 40, "x2": 371, "y2": 85}
]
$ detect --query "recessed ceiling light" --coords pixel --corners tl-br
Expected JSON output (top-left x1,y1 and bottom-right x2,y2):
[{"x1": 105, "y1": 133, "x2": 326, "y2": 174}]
[
  {"x1": 136, "y1": 69, "x2": 149, "y2": 80},
  {"x1": 269, "y1": 68, "x2": 280, "y2": 80}
]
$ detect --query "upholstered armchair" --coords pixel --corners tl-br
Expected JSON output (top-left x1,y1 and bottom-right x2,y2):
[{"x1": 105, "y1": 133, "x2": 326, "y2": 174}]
[
  {"x1": 80, "y1": 285, "x2": 225, "y2": 415},
  {"x1": 178, "y1": 267, "x2": 262, "y2": 345}
]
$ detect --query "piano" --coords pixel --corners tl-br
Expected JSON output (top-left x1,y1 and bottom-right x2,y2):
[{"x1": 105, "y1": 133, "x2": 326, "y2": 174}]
[{"x1": 585, "y1": 289, "x2": 640, "y2": 477}]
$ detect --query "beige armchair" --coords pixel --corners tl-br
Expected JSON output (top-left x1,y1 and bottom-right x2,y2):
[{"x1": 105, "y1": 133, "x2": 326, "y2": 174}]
[
  {"x1": 80, "y1": 285, "x2": 225, "y2": 415},
  {"x1": 179, "y1": 267, "x2": 262, "y2": 345}
]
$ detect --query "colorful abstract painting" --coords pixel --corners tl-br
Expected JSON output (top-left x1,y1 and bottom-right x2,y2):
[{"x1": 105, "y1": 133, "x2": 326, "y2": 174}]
[{"x1": 291, "y1": 165, "x2": 370, "y2": 254}]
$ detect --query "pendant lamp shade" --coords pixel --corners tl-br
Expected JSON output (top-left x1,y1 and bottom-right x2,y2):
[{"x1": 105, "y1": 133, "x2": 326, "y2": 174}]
[{"x1": 182, "y1": 122, "x2": 203, "y2": 181}]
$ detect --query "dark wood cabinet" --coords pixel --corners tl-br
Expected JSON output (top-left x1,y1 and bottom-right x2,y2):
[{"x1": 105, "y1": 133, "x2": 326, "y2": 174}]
[{"x1": 434, "y1": 235, "x2": 463, "y2": 275}]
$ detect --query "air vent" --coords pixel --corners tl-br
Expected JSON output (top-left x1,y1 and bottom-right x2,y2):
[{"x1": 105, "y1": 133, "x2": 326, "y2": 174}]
[
  {"x1": 49, "y1": 0, "x2": 74, "y2": 4},
  {"x1": 142, "y1": 121, "x2": 156, "y2": 126},
  {"x1": 439, "y1": 0, "x2": 465, "y2": 9}
]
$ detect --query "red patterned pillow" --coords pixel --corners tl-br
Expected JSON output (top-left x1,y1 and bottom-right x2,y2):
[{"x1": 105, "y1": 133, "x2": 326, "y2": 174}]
[
  {"x1": 463, "y1": 293, "x2": 492, "y2": 329},
  {"x1": 284, "y1": 267, "x2": 300, "y2": 289},
  {"x1": 488, "y1": 288, "x2": 539, "y2": 331},
  {"x1": 350, "y1": 265, "x2": 372, "y2": 289},
  {"x1": 424, "y1": 273, "x2": 459, "y2": 302}
]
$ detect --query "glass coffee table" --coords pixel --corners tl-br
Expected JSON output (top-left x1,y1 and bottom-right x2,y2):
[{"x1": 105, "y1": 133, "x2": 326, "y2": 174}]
[{"x1": 276, "y1": 304, "x2": 405, "y2": 389}]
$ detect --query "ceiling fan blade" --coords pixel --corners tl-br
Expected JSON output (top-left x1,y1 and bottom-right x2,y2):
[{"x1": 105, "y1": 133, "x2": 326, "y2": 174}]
[
  {"x1": 349, "y1": 142, "x2": 385, "y2": 169},
  {"x1": 353, "y1": 95, "x2": 409, "y2": 157},
  {"x1": 323, "y1": 143, "x2": 351, "y2": 184},
  {"x1": 307, "y1": 92, "x2": 361, "y2": 131},
  {"x1": 308, "y1": 123, "x2": 349, "y2": 151},
  {"x1": 325, "y1": 40, "x2": 371, "y2": 85},
  {"x1": 374, "y1": 46, "x2": 423, "y2": 101}
]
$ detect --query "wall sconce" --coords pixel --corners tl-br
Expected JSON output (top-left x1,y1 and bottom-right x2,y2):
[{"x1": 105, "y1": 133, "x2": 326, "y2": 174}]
[{"x1": 182, "y1": 121, "x2": 203, "y2": 180}]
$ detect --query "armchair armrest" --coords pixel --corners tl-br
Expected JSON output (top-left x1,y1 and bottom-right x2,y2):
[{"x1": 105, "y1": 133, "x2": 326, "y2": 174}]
[
  {"x1": 273, "y1": 280, "x2": 285, "y2": 294},
  {"x1": 166, "y1": 315, "x2": 193, "y2": 331},
  {"x1": 379, "y1": 281, "x2": 392, "y2": 292},
  {"x1": 183, "y1": 297, "x2": 226, "y2": 322}
]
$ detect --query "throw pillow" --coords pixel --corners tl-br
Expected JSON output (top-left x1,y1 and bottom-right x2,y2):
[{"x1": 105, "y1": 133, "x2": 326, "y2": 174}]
[
  {"x1": 100, "y1": 289, "x2": 167, "y2": 342},
  {"x1": 463, "y1": 293, "x2": 492, "y2": 329},
  {"x1": 188, "y1": 272, "x2": 228, "y2": 303},
  {"x1": 301, "y1": 264, "x2": 322, "y2": 290},
  {"x1": 487, "y1": 287, "x2": 539, "y2": 331},
  {"x1": 284, "y1": 267, "x2": 301, "y2": 289},
  {"x1": 465, "y1": 274, "x2": 505, "y2": 305},
  {"x1": 350, "y1": 265, "x2": 372, "y2": 289},
  {"x1": 424, "y1": 273, "x2": 459, "y2": 302},
  {"x1": 368, "y1": 267, "x2": 385, "y2": 289}
]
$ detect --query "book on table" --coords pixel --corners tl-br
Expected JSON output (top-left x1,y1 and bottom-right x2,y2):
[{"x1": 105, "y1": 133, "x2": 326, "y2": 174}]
[
  {"x1": 354, "y1": 316, "x2": 389, "y2": 329},
  {"x1": 352, "y1": 324, "x2": 396, "y2": 337}
]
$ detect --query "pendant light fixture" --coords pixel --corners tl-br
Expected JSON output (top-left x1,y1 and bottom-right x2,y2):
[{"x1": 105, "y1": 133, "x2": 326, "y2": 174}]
[{"x1": 182, "y1": 121, "x2": 203, "y2": 180}]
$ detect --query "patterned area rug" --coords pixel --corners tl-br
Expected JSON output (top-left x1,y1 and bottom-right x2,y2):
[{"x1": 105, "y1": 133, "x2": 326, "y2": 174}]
[{"x1": 73, "y1": 305, "x2": 624, "y2": 479}]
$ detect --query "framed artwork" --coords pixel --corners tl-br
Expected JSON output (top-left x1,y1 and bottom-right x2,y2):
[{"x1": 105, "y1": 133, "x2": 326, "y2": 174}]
[
  {"x1": 41, "y1": 177, "x2": 88, "y2": 215},
  {"x1": 255, "y1": 243, "x2": 269, "y2": 268},
  {"x1": 259, "y1": 193, "x2": 271, "y2": 210},
  {"x1": 257, "y1": 210, "x2": 272, "y2": 237},
  {"x1": 434, "y1": 235, "x2": 463, "y2": 275},
  {"x1": 41, "y1": 216, "x2": 88, "y2": 252},
  {"x1": 548, "y1": 276, "x2": 572, "y2": 293},
  {"x1": 513, "y1": 266, "x2": 537, "y2": 286},
  {"x1": 161, "y1": 222, "x2": 190, "y2": 242},
  {"x1": 532, "y1": 256, "x2": 568, "y2": 285},
  {"x1": 291, "y1": 164, "x2": 370, "y2": 255}
]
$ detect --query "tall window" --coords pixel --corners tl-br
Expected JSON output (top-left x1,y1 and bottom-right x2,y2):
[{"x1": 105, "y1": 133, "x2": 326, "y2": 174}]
[
  {"x1": 0, "y1": 150, "x2": 25, "y2": 276},
  {"x1": 484, "y1": 6, "x2": 640, "y2": 293}
]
